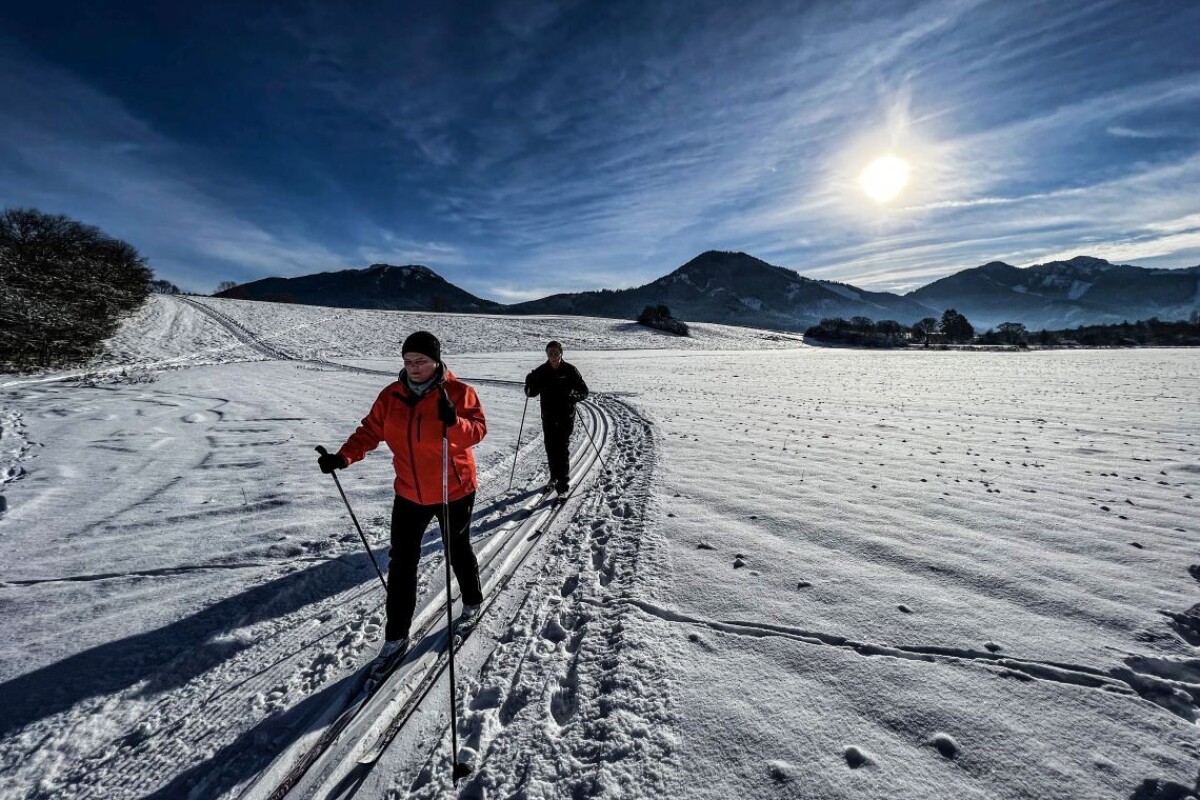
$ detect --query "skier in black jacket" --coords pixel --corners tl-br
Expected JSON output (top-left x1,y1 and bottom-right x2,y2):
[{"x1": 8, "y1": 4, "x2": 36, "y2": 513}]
[{"x1": 524, "y1": 340, "x2": 589, "y2": 495}]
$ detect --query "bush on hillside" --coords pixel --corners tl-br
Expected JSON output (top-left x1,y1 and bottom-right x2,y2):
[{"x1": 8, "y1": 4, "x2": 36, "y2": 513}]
[
  {"x1": 1, "y1": 207, "x2": 152, "y2": 371},
  {"x1": 637, "y1": 304, "x2": 690, "y2": 336}
]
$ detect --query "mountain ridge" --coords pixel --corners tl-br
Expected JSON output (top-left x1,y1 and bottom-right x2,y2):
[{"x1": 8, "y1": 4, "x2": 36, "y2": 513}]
[
  {"x1": 215, "y1": 251, "x2": 1200, "y2": 331},
  {"x1": 907, "y1": 255, "x2": 1200, "y2": 329}
]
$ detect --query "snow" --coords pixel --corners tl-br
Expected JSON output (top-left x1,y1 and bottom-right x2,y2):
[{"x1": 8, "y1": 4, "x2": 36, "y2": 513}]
[
  {"x1": 2, "y1": 296, "x2": 1198, "y2": 799},
  {"x1": 822, "y1": 283, "x2": 863, "y2": 302},
  {"x1": 1068, "y1": 280, "x2": 1094, "y2": 301}
]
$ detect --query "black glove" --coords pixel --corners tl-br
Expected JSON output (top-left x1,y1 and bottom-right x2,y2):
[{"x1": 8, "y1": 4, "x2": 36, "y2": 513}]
[
  {"x1": 318, "y1": 451, "x2": 346, "y2": 474},
  {"x1": 438, "y1": 392, "x2": 458, "y2": 426},
  {"x1": 568, "y1": 390, "x2": 585, "y2": 402}
]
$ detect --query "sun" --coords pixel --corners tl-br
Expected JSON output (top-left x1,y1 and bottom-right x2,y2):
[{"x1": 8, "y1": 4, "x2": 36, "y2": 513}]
[{"x1": 859, "y1": 155, "x2": 910, "y2": 203}]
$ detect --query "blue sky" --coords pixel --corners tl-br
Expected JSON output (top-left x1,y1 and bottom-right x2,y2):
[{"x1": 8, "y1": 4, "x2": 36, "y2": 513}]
[{"x1": 2, "y1": 1, "x2": 1199, "y2": 299}]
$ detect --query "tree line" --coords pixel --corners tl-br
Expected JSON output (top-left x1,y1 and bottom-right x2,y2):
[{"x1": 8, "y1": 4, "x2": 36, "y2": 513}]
[
  {"x1": 1, "y1": 208, "x2": 155, "y2": 371},
  {"x1": 806, "y1": 309, "x2": 1200, "y2": 348},
  {"x1": 805, "y1": 309, "x2": 976, "y2": 347}
]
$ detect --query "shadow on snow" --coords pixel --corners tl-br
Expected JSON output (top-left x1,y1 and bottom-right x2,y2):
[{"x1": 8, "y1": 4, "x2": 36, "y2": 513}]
[{"x1": 0, "y1": 486, "x2": 544, "y2": 740}]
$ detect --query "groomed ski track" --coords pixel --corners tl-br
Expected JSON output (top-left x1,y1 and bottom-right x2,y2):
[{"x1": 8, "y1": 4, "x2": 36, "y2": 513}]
[
  {"x1": 160, "y1": 297, "x2": 665, "y2": 798},
  {"x1": 240, "y1": 397, "x2": 614, "y2": 799}
]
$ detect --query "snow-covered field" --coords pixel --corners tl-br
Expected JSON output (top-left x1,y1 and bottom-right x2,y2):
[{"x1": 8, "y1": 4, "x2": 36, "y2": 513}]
[{"x1": 1, "y1": 295, "x2": 1197, "y2": 799}]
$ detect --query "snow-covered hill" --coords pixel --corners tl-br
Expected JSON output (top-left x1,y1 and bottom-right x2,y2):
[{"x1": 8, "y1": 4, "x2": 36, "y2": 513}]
[{"x1": 1, "y1": 296, "x2": 1197, "y2": 799}]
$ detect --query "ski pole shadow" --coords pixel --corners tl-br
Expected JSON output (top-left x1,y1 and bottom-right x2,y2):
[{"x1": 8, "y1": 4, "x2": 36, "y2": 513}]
[{"x1": 0, "y1": 548, "x2": 387, "y2": 737}]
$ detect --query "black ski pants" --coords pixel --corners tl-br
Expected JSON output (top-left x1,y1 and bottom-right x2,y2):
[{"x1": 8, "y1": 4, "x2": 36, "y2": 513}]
[
  {"x1": 386, "y1": 492, "x2": 483, "y2": 641},
  {"x1": 542, "y1": 414, "x2": 575, "y2": 485}
]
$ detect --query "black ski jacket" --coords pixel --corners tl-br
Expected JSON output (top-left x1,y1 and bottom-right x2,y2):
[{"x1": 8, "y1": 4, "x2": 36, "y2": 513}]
[{"x1": 525, "y1": 361, "x2": 589, "y2": 420}]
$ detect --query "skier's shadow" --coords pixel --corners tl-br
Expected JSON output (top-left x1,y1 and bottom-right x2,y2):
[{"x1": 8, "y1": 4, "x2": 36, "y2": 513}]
[
  {"x1": 0, "y1": 550, "x2": 388, "y2": 739},
  {"x1": 0, "y1": 487, "x2": 543, "y2": 740}
]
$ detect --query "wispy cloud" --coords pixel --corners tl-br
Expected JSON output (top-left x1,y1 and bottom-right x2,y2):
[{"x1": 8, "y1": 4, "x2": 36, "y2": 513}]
[{"x1": 4, "y1": 0, "x2": 1199, "y2": 299}]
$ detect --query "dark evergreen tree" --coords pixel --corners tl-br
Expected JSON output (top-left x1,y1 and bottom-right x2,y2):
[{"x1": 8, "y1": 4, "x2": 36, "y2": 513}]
[{"x1": 939, "y1": 308, "x2": 975, "y2": 342}]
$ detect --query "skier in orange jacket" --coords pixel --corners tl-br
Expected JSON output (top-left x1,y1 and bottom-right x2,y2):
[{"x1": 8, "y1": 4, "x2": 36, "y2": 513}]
[{"x1": 318, "y1": 331, "x2": 486, "y2": 665}]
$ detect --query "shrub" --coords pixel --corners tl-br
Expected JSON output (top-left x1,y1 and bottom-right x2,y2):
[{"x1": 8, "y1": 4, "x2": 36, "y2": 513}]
[
  {"x1": 1, "y1": 208, "x2": 151, "y2": 371},
  {"x1": 637, "y1": 304, "x2": 690, "y2": 336}
]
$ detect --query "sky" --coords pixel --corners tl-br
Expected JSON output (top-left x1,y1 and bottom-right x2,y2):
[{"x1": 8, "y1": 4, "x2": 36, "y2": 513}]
[{"x1": 2, "y1": 0, "x2": 1199, "y2": 299}]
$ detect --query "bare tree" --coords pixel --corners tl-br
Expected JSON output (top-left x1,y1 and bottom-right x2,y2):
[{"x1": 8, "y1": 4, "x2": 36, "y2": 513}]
[
  {"x1": 912, "y1": 317, "x2": 938, "y2": 346},
  {"x1": 997, "y1": 322, "x2": 1028, "y2": 345}
]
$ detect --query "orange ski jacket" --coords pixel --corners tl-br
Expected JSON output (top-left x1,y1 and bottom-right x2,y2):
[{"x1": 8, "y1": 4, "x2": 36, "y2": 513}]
[{"x1": 337, "y1": 368, "x2": 486, "y2": 505}]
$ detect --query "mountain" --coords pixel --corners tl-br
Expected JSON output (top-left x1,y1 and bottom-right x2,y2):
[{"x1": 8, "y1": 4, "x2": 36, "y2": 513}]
[
  {"x1": 215, "y1": 264, "x2": 504, "y2": 313},
  {"x1": 906, "y1": 256, "x2": 1200, "y2": 330},
  {"x1": 508, "y1": 251, "x2": 935, "y2": 331},
  {"x1": 211, "y1": 252, "x2": 1199, "y2": 334}
]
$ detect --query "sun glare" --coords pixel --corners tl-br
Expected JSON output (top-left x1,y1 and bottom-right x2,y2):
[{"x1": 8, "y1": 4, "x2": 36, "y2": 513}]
[{"x1": 859, "y1": 155, "x2": 910, "y2": 203}]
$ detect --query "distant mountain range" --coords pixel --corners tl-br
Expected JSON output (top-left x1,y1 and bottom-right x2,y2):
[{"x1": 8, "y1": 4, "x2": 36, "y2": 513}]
[
  {"x1": 906, "y1": 255, "x2": 1200, "y2": 330},
  {"x1": 215, "y1": 252, "x2": 1200, "y2": 332}
]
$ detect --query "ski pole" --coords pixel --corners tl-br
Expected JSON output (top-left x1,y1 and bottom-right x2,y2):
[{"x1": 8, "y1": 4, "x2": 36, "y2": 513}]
[
  {"x1": 315, "y1": 446, "x2": 387, "y2": 593},
  {"x1": 507, "y1": 395, "x2": 529, "y2": 491},
  {"x1": 440, "y1": 405, "x2": 472, "y2": 783},
  {"x1": 579, "y1": 400, "x2": 611, "y2": 474}
]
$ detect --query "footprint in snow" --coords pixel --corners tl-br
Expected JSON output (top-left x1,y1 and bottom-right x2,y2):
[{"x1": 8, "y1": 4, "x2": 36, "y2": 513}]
[
  {"x1": 928, "y1": 732, "x2": 959, "y2": 758},
  {"x1": 470, "y1": 685, "x2": 503, "y2": 711},
  {"x1": 767, "y1": 760, "x2": 799, "y2": 784},
  {"x1": 843, "y1": 745, "x2": 871, "y2": 768},
  {"x1": 1129, "y1": 777, "x2": 1198, "y2": 800}
]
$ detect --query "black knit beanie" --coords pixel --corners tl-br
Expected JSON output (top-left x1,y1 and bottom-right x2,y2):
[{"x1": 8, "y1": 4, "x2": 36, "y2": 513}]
[{"x1": 402, "y1": 331, "x2": 441, "y2": 363}]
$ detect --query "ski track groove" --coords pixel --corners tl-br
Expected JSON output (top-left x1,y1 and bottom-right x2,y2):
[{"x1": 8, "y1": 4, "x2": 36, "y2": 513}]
[
  {"x1": 261, "y1": 399, "x2": 617, "y2": 799},
  {"x1": 178, "y1": 298, "x2": 294, "y2": 362},
  {"x1": 400, "y1": 395, "x2": 676, "y2": 799}
]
